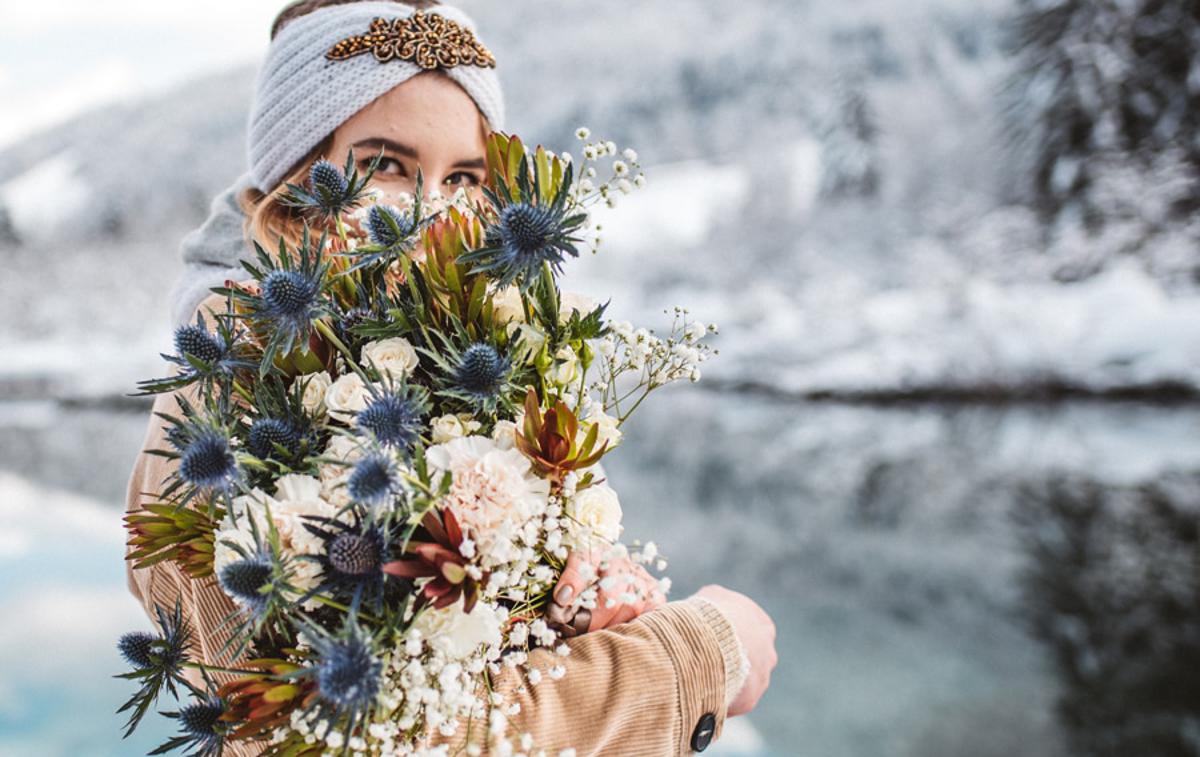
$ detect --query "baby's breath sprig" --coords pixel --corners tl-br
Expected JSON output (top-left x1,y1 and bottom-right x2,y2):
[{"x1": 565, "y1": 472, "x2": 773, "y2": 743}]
[{"x1": 566, "y1": 126, "x2": 648, "y2": 254}]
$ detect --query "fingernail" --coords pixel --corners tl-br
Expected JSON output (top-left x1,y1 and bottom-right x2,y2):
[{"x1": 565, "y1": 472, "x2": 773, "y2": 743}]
[{"x1": 555, "y1": 585, "x2": 574, "y2": 605}]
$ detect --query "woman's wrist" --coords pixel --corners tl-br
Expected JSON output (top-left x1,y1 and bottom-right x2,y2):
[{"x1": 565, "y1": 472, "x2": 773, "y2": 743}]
[{"x1": 685, "y1": 594, "x2": 753, "y2": 711}]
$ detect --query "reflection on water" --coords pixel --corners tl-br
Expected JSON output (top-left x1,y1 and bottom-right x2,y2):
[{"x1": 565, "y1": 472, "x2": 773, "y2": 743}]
[{"x1": 1, "y1": 390, "x2": 1197, "y2": 756}]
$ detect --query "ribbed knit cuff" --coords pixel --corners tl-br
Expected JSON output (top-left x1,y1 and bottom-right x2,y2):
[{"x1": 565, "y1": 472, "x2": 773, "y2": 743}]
[
  {"x1": 686, "y1": 595, "x2": 751, "y2": 710},
  {"x1": 639, "y1": 600, "x2": 730, "y2": 754}
]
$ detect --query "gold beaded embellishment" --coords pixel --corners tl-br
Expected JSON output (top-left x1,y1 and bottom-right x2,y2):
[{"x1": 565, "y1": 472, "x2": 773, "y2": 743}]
[{"x1": 326, "y1": 11, "x2": 496, "y2": 69}]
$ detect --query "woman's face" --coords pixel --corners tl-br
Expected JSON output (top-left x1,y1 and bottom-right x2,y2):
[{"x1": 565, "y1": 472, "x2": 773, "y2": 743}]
[{"x1": 325, "y1": 71, "x2": 488, "y2": 206}]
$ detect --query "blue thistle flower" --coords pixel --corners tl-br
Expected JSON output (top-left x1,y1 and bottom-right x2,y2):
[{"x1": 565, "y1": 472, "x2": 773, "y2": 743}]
[
  {"x1": 117, "y1": 631, "x2": 157, "y2": 669},
  {"x1": 367, "y1": 204, "x2": 414, "y2": 248},
  {"x1": 310, "y1": 159, "x2": 349, "y2": 197},
  {"x1": 460, "y1": 200, "x2": 585, "y2": 291},
  {"x1": 248, "y1": 417, "x2": 300, "y2": 460},
  {"x1": 178, "y1": 430, "x2": 239, "y2": 493},
  {"x1": 356, "y1": 391, "x2": 424, "y2": 449},
  {"x1": 173, "y1": 325, "x2": 225, "y2": 365},
  {"x1": 161, "y1": 695, "x2": 228, "y2": 757},
  {"x1": 329, "y1": 531, "x2": 382, "y2": 577},
  {"x1": 347, "y1": 453, "x2": 402, "y2": 507},
  {"x1": 218, "y1": 555, "x2": 273, "y2": 612},
  {"x1": 316, "y1": 630, "x2": 381, "y2": 713},
  {"x1": 261, "y1": 269, "x2": 320, "y2": 326},
  {"x1": 455, "y1": 343, "x2": 509, "y2": 399}
]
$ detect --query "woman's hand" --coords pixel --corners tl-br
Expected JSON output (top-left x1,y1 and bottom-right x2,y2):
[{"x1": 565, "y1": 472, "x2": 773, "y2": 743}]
[
  {"x1": 693, "y1": 584, "x2": 777, "y2": 717},
  {"x1": 547, "y1": 548, "x2": 667, "y2": 635}
]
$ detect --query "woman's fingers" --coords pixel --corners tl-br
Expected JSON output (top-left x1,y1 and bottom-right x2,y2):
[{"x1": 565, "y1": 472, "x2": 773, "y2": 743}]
[{"x1": 552, "y1": 550, "x2": 595, "y2": 607}]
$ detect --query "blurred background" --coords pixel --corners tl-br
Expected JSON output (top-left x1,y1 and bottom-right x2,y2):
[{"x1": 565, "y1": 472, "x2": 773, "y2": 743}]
[{"x1": 2, "y1": 0, "x2": 1199, "y2": 755}]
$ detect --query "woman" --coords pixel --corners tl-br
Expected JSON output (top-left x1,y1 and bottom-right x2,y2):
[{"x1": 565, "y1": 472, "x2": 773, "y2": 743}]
[{"x1": 126, "y1": 1, "x2": 777, "y2": 754}]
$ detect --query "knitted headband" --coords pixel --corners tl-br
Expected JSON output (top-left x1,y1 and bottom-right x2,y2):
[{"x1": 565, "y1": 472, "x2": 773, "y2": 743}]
[{"x1": 247, "y1": 2, "x2": 505, "y2": 193}]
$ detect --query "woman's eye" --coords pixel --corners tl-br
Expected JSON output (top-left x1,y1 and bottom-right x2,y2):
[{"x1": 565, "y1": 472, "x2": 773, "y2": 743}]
[
  {"x1": 444, "y1": 171, "x2": 480, "y2": 188},
  {"x1": 365, "y1": 157, "x2": 406, "y2": 177}
]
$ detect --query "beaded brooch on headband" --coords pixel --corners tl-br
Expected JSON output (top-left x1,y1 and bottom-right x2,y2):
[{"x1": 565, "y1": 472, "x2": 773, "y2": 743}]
[{"x1": 326, "y1": 11, "x2": 496, "y2": 69}]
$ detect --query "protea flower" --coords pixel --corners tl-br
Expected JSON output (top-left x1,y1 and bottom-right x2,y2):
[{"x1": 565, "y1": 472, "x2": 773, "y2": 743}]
[{"x1": 383, "y1": 507, "x2": 482, "y2": 611}]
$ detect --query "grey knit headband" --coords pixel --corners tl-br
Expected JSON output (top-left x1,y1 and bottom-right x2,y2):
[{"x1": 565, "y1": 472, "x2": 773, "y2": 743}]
[{"x1": 247, "y1": 2, "x2": 506, "y2": 193}]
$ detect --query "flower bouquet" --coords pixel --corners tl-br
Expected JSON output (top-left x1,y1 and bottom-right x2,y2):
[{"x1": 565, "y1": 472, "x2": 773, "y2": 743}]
[{"x1": 117, "y1": 128, "x2": 716, "y2": 756}]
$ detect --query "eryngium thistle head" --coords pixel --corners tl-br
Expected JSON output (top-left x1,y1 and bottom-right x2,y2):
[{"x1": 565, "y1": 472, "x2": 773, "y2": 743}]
[
  {"x1": 455, "y1": 343, "x2": 508, "y2": 398},
  {"x1": 328, "y1": 532, "x2": 382, "y2": 576},
  {"x1": 173, "y1": 325, "x2": 224, "y2": 364},
  {"x1": 179, "y1": 431, "x2": 238, "y2": 491},
  {"x1": 496, "y1": 202, "x2": 557, "y2": 260},
  {"x1": 261, "y1": 269, "x2": 320, "y2": 321},
  {"x1": 179, "y1": 697, "x2": 226, "y2": 739},
  {"x1": 218, "y1": 555, "x2": 272, "y2": 610},
  {"x1": 356, "y1": 393, "x2": 423, "y2": 449},
  {"x1": 310, "y1": 159, "x2": 349, "y2": 197},
  {"x1": 316, "y1": 633, "x2": 381, "y2": 713},
  {"x1": 117, "y1": 631, "x2": 157, "y2": 669},
  {"x1": 347, "y1": 453, "x2": 400, "y2": 507},
  {"x1": 248, "y1": 418, "x2": 300, "y2": 460},
  {"x1": 367, "y1": 204, "x2": 413, "y2": 248}
]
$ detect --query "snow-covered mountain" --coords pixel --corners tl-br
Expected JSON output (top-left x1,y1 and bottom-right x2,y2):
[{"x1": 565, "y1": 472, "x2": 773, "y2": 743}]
[{"x1": 2, "y1": 0, "x2": 1197, "y2": 401}]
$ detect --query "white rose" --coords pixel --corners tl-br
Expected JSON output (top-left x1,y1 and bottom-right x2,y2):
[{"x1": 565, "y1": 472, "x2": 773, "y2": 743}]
[
  {"x1": 318, "y1": 434, "x2": 365, "y2": 505},
  {"x1": 566, "y1": 483, "x2": 623, "y2": 547},
  {"x1": 324, "y1": 372, "x2": 371, "y2": 423},
  {"x1": 549, "y1": 345, "x2": 579, "y2": 386},
  {"x1": 431, "y1": 413, "x2": 483, "y2": 444},
  {"x1": 588, "y1": 410, "x2": 622, "y2": 450},
  {"x1": 558, "y1": 291, "x2": 597, "y2": 323},
  {"x1": 492, "y1": 286, "x2": 525, "y2": 330},
  {"x1": 361, "y1": 337, "x2": 419, "y2": 380},
  {"x1": 491, "y1": 419, "x2": 521, "y2": 451},
  {"x1": 294, "y1": 371, "x2": 332, "y2": 417},
  {"x1": 413, "y1": 600, "x2": 503, "y2": 660}
]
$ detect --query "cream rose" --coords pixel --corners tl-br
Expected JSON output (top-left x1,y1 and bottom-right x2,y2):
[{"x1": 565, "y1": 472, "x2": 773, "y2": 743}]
[
  {"x1": 491, "y1": 419, "x2": 521, "y2": 451},
  {"x1": 324, "y1": 372, "x2": 372, "y2": 423},
  {"x1": 361, "y1": 337, "x2": 419, "y2": 380},
  {"x1": 412, "y1": 600, "x2": 503, "y2": 660},
  {"x1": 558, "y1": 291, "x2": 597, "y2": 323},
  {"x1": 492, "y1": 285, "x2": 525, "y2": 329},
  {"x1": 431, "y1": 413, "x2": 483, "y2": 444},
  {"x1": 294, "y1": 371, "x2": 332, "y2": 416},
  {"x1": 549, "y1": 344, "x2": 579, "y2": 386},
  {"x1": 566, "y1": 483, "x2": 623, "y2": 547},
  {"x1": 588, "y1": 410, "x2": 623, "y2": 450}
]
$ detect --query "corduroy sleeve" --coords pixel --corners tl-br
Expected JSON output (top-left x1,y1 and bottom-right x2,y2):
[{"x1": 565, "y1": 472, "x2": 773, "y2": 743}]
[{"x1": 437, "y1": 598, "x2": 738, "y2": 756}]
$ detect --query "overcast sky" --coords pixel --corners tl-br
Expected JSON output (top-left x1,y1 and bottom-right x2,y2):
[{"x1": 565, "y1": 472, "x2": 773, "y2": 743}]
[{"x1": 0, "y1": 1, "x2": 285, "y2": 148}]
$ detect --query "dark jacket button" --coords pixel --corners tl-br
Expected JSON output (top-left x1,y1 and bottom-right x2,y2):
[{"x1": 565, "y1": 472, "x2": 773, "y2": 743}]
[{"x1": 691, "y1": 712, "x2": 717, "y2": 752}]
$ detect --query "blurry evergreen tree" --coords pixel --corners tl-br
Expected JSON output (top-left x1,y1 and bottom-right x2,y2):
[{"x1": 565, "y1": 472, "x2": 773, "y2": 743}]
[{"x1": 1005, "y1": 0, "x2": 1200, "y2": 226}]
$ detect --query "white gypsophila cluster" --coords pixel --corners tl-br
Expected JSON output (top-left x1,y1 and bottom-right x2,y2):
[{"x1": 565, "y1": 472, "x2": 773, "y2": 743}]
[
  {"x1": 588, "y1": 307, "x2": 718, "y2": 424},
  {"x1": 567, "y1": 126, "x2": 647, "y2": 253}
]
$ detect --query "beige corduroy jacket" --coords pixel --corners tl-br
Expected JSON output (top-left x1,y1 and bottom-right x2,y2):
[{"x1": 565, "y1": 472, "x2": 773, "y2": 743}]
[{"x1": 123, "y1": 292, "x2": 743, "y2": 756}]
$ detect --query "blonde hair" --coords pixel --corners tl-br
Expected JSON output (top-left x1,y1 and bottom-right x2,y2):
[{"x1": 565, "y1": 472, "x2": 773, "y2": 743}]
[{"x1": 237, "y1": 134, "x2": 335, "y2": 254}]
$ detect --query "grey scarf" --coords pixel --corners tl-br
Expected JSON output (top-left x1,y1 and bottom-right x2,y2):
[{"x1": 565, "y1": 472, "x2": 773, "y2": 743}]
[{"x1": 167, "y1": 172, "x2": 257, "y2": 327}]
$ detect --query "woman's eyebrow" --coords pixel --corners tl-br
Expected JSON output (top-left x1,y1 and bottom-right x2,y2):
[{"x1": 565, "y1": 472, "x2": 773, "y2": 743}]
[
  {"x1": 451, "y1": 157, "x2": 486, "y2": 170},
  {"x1": 352, "y1": 138, "x2": 418, "y2": 159}
]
